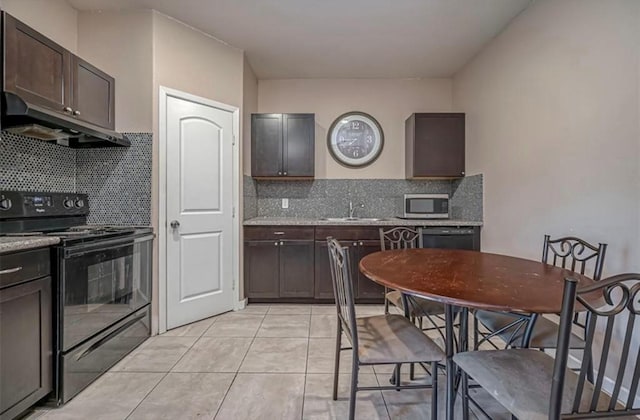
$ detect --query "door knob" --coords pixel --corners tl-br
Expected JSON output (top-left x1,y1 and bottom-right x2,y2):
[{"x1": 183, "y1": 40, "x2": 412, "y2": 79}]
[{"x1": 170, "y1": 220, "x2": 180, "y2": 229}]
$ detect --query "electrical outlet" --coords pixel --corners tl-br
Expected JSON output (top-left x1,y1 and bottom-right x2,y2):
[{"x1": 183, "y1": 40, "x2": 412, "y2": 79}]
[{"x1": 282, "y1": 198, "x2": 289, "y2": 209}]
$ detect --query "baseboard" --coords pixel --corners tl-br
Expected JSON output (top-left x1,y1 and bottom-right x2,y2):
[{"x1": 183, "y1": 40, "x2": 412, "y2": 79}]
[
  {"x1": 568, "y1": 353, "x2": 640, "y2": 408},
  {"x1": 235, "y1": 298, "x2": 247, "y2": 310}
]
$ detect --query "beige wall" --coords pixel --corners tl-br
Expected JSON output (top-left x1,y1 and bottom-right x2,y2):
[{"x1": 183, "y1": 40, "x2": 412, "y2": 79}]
[
  {"x1": 151, "y1": 11, "x2": 246, "y2": 330},
  {"x1": 258, "y1": 78, "x2": 452, "y2": 179},
  {"x1": 2, "y1": 0, "x2": 78, "y2": 52},
  {"x1": 243, "y1": 57, "x2": 258, "y2": 176},
  {"x1": 453, "y1": 0, "x2": 640, "y2": 274},
  {"x1": 78, "y1": 10, "x2": 153, "y2": 132}
]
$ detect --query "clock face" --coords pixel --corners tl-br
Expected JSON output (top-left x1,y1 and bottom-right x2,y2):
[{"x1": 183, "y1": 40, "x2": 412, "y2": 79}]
[{"x1": 328, "y1": 112, "x2": 384, "y2": 167}]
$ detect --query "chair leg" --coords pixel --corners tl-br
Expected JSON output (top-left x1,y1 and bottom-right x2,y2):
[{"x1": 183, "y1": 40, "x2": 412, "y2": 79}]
[
  {"x1": 431, "y1": 361, "x2": 438, "y2": 420},
  {"x1": 410, "y1": 361, "x2": 415, "y2": 380},
  {"x1": 333, "y1": 322, "x2": 342, "y2": 401},
  {"x1": 461, "y1": 369, "x2": 469, "y2": 420},
  {"x1": 349, "y1": 351, "x2": 359, "y2": 420},
  {"x1": 395, "y1": 363, "x2": 402, "y2": 391},
  {"x1": 473, "y1": 314, "x2": 479, "y2": 350}
]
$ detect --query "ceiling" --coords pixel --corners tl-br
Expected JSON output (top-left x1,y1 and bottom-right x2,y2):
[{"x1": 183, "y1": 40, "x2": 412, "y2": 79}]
[{"x1": 67, "y1": 0, "x2": 532, "y2": 79}]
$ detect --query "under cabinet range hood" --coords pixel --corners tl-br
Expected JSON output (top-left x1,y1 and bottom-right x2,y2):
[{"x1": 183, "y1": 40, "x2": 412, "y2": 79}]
[{"x1": 1, "y1": 92, "x2": 130, "y2": 148}]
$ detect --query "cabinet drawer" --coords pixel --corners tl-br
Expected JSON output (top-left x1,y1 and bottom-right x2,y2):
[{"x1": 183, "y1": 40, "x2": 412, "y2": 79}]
[
  {"x1": 315, "y1": 226, "x2": 381, "y2": 241},
  {"x1": 0, "y1": 248, "x2": 51, "y2": 289},
  {"x1": 244, "y1": 226, "x2": 314, "y2": 241}
]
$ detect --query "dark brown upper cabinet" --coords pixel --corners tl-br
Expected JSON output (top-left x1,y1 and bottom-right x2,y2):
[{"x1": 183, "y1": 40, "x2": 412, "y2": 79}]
[
  {"x1": 405, "y1": 113, "x2": 465, "y2": 178},
  {"x1": 251, "y1": 113, "x2": 314, "y2": 178},
  {"x1": 2, "y1": 12, "x2": 72, "y2": 114},
  {"x1": 71, "y1": 56, "x2": 115, "y2": 130},
  {"x1": 3, "y1": 12, "x2": 116, "y2": 130}
]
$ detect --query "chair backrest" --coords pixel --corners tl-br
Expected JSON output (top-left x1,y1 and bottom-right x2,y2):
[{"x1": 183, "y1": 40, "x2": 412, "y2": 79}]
[
  {"x1": 550, "y1": 273, "x2": 640, "y2": 419},
  {"x1": 543, "y1": 235, "x2": 607, "y2": 280},
  {"x1": 326, "y1": 237, "x2": 358, "y2": 345},
  {"x1": 379, "y1": 227, "x2": 423, "y2": 250}
]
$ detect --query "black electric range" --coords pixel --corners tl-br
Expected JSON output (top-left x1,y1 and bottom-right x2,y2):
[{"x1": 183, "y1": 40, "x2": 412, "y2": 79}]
[{"x1": 0, "y1": 190, "x2": 154, "y2": 405}]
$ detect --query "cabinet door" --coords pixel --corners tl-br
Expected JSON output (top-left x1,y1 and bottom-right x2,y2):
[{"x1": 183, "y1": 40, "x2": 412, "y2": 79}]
[
  {"x1": 354, "y1": 240, "x2": 385, "y2": 301},
  {"x1": 413, "y1": 114, "x2": 465, "y2": 177},
  {"x1": 283, "y1": 114, "x2": 314, "y2": 177},
  {"x1": 279, "y1": 240, "x2": 315, "y2": 298},
  {"x1": 0, "y1": 277, "x2": 52, "y2": 419},
  {"x1": 71, "y1": 55, "x2": 115, "y2": 130},
  {"x1": 252, "y1": 114, "x2": 283, "y2": 177},
  {"x1": 314, "y1": 241, "x2": 334, "y2": 299},
  {"x1": 244, "y1": 241, "x2": 280, "y2": 298},
  {"x1": 3, "y1": 13, "x2": 72, "y2": 113}
]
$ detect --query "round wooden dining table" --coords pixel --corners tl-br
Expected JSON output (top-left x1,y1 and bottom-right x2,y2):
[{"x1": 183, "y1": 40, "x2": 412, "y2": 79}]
[{"x1": 359, "y1": 248, "x2": 598, "y2": 420}]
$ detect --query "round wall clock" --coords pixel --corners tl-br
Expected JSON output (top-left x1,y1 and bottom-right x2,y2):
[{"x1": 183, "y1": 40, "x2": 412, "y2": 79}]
[{"x1": 327, "y1": 111, "x2": 384, "y2": 168}]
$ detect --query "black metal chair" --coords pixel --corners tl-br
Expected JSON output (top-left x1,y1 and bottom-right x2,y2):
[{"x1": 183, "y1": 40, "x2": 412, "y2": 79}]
[
  {"x1": 380, "y1": 227, "x2": 448, "y2": 380},
  {"x1": 327, "y1": 237, "x2": 445, "y2": 420},
  {"x1": 474, "y1": 235, "x2": 607, "y2": 350},
  {"x1": 455, "y1": 273, "x2": 640, "y2": 419},
  {"x1": 381, "y1": 227, "x2": 444, "y2": 321}
]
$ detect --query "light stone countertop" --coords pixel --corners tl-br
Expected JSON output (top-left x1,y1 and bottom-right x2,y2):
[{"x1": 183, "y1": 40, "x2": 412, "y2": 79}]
[
  {"x1": 0, "y1": 236, "x2": 61, "y2": 254},
  {"x1": 243, "y1": 217, "x2": 482, "y2": 227}
]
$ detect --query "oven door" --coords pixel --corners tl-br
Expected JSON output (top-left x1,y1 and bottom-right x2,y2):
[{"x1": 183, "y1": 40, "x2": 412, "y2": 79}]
[{"x1": 59, "y1": 234, "x2": 153, "y2": 351}]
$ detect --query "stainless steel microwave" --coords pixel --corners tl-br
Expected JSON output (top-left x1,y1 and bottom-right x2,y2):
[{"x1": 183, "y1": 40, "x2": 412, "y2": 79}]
[{"x1": 399, "y1": 194, "x2": 449, "y2": 219}]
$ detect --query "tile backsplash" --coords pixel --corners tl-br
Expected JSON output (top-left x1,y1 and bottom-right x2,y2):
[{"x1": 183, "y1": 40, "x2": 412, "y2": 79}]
[
  {"x1": 77, "y1": 133, "x2": 152, "y2": 225},
  {"x1": 1, "y1": 131, "x2": 77, "y2": 192},
  {"x1": 0, "y1": 132, "x2": 152, "y2": 226},
  {"x1": 243, "y1": 175, "x2": 483, "y2": 221}
]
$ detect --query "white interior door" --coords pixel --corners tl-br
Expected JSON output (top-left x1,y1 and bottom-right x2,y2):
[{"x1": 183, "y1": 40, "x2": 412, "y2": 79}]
[{"x1": 165, "y1": 93, "x2": 235, "y2": 330}]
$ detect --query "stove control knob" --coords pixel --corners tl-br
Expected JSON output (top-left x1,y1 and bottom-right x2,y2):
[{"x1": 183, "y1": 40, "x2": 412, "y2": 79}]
[
  {"x1": 63, "y1": 199, "x2": 74, "y2": 209},
  {"x1": 0, "y1": 198, "x2": 12, "y2": 210},
  {"x1": 75, "y1": 199, "x2": 85, "y2": 208}
]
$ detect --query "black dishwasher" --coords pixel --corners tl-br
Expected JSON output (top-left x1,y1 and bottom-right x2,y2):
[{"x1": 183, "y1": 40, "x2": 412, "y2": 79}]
[{"x1": 421, "y1": 227, "x2": 480, "y2": 251}]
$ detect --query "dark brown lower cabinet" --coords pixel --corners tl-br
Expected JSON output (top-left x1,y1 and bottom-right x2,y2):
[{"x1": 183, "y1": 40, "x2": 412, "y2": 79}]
[
  {"x1": 245, "y1": 226, "x2": 385, "y2": 303},
  {"x1": 279, "y1": 241, "x2": 314, "y2": 298},
  {"x1": 0, "y1": 274, "x2": 52, "y2": 420},
  {"x1": 245, "y1": 225, "x2": 480, "y2": 304},
  {"x1": 244, "y1": 238, "x2": 315, "y2": 300},
  {"x1": 353, "y1": 240, "x2": 385, "y2": 300},
  {"x1": 244, "y1": 241, "x2": 280, "y2": 298}
]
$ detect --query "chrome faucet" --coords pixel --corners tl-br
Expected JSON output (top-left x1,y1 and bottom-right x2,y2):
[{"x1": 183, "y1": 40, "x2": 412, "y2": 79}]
[{"x1": 348, "y1": 200, "x2": 364, "y2": 218}]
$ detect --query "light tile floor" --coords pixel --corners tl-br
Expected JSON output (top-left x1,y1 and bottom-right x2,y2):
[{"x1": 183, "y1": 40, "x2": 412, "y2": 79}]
[{"x1": 28, "y1": 304, "x2": 512, "y2": 420}]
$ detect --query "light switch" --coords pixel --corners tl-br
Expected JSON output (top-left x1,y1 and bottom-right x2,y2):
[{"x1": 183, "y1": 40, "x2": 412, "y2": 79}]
[{"x1": 282, "y1": 198, "x2": 289, "y2": 209}]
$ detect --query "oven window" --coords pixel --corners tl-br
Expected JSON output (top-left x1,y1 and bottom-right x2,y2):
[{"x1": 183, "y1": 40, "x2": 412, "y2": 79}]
[{"x1": 61, "y1": 239, "x2": 152, "y2": 351}]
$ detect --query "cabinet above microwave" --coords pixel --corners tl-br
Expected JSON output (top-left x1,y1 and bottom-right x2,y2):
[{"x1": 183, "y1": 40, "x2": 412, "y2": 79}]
[{"x1": 405, "y1": 113, "x2": 465, "y2": 178}]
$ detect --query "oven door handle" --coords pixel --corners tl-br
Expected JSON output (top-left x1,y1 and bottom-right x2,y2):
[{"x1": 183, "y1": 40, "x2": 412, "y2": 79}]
[
  {"x1": 64, "y1": 234, "x2": 155, "y2": 258},
  {"x1": 75, "y1": 311, "x2": 148, "y2": 361}
]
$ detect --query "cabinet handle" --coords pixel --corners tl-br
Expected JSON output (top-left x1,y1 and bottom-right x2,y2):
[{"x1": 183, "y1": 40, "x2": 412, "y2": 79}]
[
  {"x1": 283, "y1": 171, "x2": 288, "y2": 176},
  {"x1": 280, "y1": 241, "x2": 284, "y2": 246},
  {"x1": 63, "y1": 107, "x2": 73, "y2": 113},
  {"x1": 461, "y1": 171, "x2": 465, "y2": 175},
  {"x1": 359, "y1": 241, "x2": 363, "y2": 246},
  {"x1": 353, "y1": 242, "x2": 357, "y2": 246},
  {"x1": 274, "y1": 242, "x2": 279, "y2": 246},
  {"x1": 278, "y1": 171, "x2": 282, "y2": 176},
  {"x1": 0, "y1": 266, "x2": 22, "y2": 275},
  {"x1": 73, "y1": 110, "x2": 81, "y2": 116},
  {"x1": 273, "y1": 231, "x2": 285, "y2": 235}
]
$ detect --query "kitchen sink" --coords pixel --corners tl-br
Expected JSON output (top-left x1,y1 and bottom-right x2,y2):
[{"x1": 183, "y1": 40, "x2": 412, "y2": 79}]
[{"x1": 318, "y1": 217, "x2": 387, "y2": 222}]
